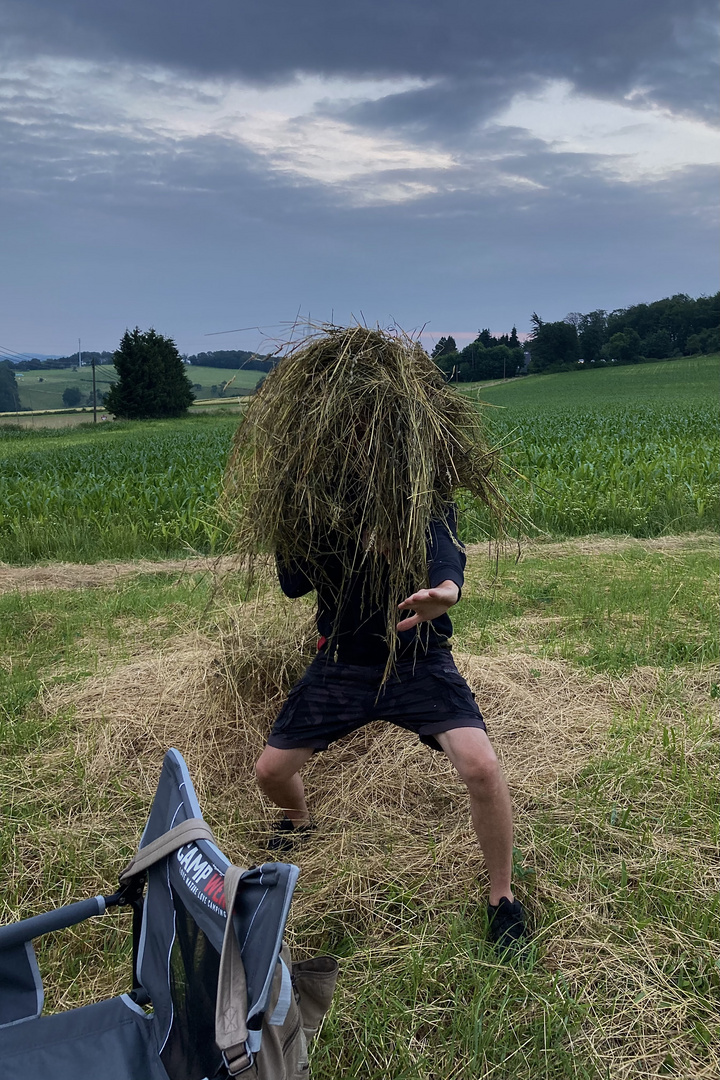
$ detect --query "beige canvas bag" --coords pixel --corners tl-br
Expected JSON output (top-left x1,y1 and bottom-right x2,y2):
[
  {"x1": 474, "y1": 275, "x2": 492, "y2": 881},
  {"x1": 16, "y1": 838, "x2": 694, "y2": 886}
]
[{"x1": 216, "y1": 865, "x2": 339, "y2": 1078}]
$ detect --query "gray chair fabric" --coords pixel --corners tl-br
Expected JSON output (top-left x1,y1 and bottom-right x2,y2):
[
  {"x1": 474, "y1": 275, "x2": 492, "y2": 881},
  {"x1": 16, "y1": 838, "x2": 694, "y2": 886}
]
[{"x1": 0, "y1": 749, "x2": 301, "y2": 1080}]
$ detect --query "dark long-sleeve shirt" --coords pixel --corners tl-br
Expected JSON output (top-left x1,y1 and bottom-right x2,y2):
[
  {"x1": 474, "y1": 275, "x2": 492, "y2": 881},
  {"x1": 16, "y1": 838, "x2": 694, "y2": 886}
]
[{"x1": 276, "y1": 508, "x2": 466, "y2": 665}]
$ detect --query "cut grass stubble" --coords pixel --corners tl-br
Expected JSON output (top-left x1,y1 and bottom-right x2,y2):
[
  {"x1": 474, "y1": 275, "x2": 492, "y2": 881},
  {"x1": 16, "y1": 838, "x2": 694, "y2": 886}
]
[{"x1": 1, "y1": 549, "x2": 717, "y2": 1080}]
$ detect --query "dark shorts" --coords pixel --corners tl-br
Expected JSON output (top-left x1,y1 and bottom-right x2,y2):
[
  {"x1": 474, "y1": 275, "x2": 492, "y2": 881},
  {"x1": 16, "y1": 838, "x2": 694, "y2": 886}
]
[{"x1": 267, "y1": 650, "x2": 486, "y2": 753}]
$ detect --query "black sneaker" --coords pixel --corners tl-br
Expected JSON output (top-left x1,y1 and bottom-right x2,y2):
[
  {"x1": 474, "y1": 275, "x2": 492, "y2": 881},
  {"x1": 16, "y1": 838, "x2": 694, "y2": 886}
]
[
  {"x1": 487, "y1": 896, "x2": 528, "y2": 952},
  {"x1": 266, "y1": 816, "x2": 317, "y2": 853}
]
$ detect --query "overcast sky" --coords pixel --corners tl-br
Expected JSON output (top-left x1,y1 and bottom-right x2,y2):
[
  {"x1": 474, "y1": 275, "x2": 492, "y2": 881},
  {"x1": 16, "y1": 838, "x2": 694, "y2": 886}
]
[{"x1": 1, "y1": 0, "x2": 717, "y2": 358}]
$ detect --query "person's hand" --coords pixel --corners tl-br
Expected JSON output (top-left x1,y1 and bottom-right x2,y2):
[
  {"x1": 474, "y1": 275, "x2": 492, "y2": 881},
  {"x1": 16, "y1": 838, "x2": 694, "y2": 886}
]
[{"x1": 396, "y1": 579, "x2": 460, "y2": 631}]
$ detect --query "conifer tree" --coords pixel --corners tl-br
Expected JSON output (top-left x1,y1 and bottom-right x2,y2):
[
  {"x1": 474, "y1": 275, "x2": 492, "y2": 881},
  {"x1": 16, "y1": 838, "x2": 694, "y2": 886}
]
[
  {"x1": 105, "y1": 327, "x2": 194, "y2": 419},
  {"x1": 0, "y1": 361, "x2": 21, "y2": 412}
]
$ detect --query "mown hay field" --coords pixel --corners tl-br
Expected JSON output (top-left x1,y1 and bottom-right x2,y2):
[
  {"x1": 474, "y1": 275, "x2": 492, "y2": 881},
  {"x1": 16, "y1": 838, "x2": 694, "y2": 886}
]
[
  {"x1": 0, "y1": 540, "x2": 717, "y2": 1079},
  {"x1": 0, "y1": 355, "x2": 718, "y2": 1079}
]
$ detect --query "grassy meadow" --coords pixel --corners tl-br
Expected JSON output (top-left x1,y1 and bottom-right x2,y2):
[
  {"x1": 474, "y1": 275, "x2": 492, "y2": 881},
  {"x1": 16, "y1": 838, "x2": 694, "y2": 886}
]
[
  {"x1": 11, "y1": 364, "x2": 261, "y2": 412},
  {"x1": 0, "y1": 354, "x2": 718, "y2": 1078}
]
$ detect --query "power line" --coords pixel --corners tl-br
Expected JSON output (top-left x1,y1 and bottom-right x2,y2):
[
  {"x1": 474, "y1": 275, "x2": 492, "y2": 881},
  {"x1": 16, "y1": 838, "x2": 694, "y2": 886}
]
[
  {"x1": 204, "y1": 321, "x2": 288, "y2": 337},
  {"x1": 0, "y1": 343, "x2": 31, "y2": 362},
  {"x1": 204, "y1": 325, "x2": 263, "y2": 337}
]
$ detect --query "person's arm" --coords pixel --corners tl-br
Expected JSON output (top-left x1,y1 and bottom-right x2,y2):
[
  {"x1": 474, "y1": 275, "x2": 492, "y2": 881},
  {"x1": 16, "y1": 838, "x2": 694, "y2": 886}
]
[
  {"x1": 396, "y1": 507, "x2": 465, "y2": 631},
  {"x1": 275, "y1": 553, "x2": 314, "y2": 598},
  {"x1": 396, "y1": 578, "x2": 459, "y2": 631}
]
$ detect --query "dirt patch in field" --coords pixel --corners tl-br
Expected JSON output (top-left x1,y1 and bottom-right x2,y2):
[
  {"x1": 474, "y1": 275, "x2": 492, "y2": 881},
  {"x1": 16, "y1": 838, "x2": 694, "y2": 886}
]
[
  {"x1": 2, "y1": 532, "x2": 715, "y2": 596},
  {"x1": 0, "y1": 555, "x2": 241, "y2": 594},
  {"x1": 466, "y1": 531, "x2": 718, "y2": 560}
]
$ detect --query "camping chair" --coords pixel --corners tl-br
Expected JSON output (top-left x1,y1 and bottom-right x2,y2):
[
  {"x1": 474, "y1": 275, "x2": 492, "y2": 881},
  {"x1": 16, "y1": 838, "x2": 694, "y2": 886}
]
[{"x1": 0, "y1": 748, "x2": 337, "y2": 1080}]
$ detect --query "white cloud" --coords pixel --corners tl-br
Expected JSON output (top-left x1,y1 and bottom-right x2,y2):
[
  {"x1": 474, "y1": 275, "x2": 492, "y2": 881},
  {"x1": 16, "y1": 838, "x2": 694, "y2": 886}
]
[
  {"x1": 492, "y1": 79, "x2": 720, "y2": 180},
  {"x1": 0, "y1": 58, "x2": 456, "y2": 202},
  {"x1": 4, "y1": 60, "x2": 716, "y2": 209}
]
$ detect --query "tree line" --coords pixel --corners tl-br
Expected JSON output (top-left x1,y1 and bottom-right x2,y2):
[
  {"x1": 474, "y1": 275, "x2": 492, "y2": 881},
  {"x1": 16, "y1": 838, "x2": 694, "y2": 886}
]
[
  {"x1": 184, "y1": 350, "x2": 276, "y2": 372},
  {"x1": 529, "y1": 292, "x2": 719, "y2": 373},
  {"x1": 431, "y1": 327, "x2": 524, "y2": 382},
  {"x1": 2, "y1": 292, "x2": 717, "y2": 414},
  {"x1": 432, "y1": 292, "x2": 719, "y2": 381},
  {"x1": 10, "y1": 347, "x2": 276, "y2": 374},
  {"x1": 11, "y1": 351, "x2": 115, "y2": 371}
]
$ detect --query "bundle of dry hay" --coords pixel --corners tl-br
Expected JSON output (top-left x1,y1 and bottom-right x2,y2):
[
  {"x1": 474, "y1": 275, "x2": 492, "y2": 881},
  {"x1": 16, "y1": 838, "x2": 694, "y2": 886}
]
[{"x1": 222, "y1": 325, "x2": 514, "y2": 663}]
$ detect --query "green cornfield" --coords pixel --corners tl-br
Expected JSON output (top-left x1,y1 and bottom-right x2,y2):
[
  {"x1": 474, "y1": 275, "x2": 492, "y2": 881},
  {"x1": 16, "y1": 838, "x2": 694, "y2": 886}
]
[
  {"x1": 1, "y1": 370, "x2": 718, "y2": 564},
  {"x1": 0, "y1": 418, "x2": 237, "y2": 563},
  {"x1": 464, "y1": 402, "x2": 719, "y2": 540}
]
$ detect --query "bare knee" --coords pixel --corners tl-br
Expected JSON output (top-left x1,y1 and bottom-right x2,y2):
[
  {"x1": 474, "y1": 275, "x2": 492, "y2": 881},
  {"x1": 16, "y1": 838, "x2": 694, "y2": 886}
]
[
  {"x1": 458, "y1": 752, "x2": 502, "y2": 792},
  {"x1": 436, "y1": 728, "x2": 503, "y2": 792},
  {"x1": 255, "y1": 751, "x2": 284, "y2": 787},
  {"x1": 255, "y1": 753, "x2": 273, "y2": 786},
  {"x1": 255, "y1": 745, "x2": 311, "y2": 787}
]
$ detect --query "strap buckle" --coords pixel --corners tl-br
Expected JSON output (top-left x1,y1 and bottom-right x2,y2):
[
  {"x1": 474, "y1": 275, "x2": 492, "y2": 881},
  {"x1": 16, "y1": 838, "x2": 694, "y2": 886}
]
[{"x1": 222, "y1": 1048, "x2": 254, "y2": 1076}]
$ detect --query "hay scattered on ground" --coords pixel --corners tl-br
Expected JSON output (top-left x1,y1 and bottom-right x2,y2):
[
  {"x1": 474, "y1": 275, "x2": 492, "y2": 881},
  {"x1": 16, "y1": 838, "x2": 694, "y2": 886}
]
[
  {"x1": 466, "y1": 531, "x2": 719, "y2": 561},
  {"x1": 14, "y1": 602, "x2": 720, "y2": 1078},
  {"x1": 1, "y1": 532, "x2": 714, "y2": 597}
]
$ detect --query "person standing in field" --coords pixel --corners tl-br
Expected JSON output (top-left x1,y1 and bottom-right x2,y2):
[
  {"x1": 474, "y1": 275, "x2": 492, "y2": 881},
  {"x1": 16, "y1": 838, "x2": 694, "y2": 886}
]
[{"x1": 224, "y1": 325, "x2": 528, "y2": 950}]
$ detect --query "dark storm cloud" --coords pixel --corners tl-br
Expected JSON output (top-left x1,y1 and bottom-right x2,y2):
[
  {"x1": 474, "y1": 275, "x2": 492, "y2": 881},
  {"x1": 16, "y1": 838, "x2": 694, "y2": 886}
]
[
  {"x1": 1, "y1": 0, "x2": 717, "y2": 124},
  {"x1": 1, "y1": 0, "x2": 716, "y2": 355}
]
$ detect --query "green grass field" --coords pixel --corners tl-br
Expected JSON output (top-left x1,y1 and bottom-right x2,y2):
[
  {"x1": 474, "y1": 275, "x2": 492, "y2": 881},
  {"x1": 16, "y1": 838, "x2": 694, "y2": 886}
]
[
  {"x1": 461, "y1": 354, "x2": 719, "y2": 540},
  {"x1": 12, "y1": 364, "x2": 262, "y2": 411},
  {"x1": 467, "y1": 353, "x2": 719, "y2": 409}
]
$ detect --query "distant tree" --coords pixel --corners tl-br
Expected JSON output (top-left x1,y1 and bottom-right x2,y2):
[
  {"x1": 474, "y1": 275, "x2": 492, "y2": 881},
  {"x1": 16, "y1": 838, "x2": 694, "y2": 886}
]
[
  {"x1": 641, "y1": 329, "x2": 673, "y2": 359},
  {"x1": 528, "y1": 314, "x2": 579, "y2": 371},
  {"x1": 105, "y1": 327, "x2": 195, "y2": 419},
  {"x1": 508, "y1": 326, "x2": 520, "y2": 349},
  {"x1": 483, "y1": 345, "x2": 512, "y2": 379},
  {"x1": 62, "y1": 386, "x2": 83, "y2": 407},
  {"x1": 0, "y1": 362, "x2": 21, "y2": 411},
  {"x1": 433, "y1": 350, "x2": 461, "y2": 379},
  {"x1": 431, "y1": 336, "x2": 457, "y2": 359},
  {"x1": 601, "y1": 329, "x2": 642, "y2": 364},
  {"x1": 578, "y1": 310, "x2": 607, "y2": 364},
  {"x1": 685, "y1": 326, "x2": 720, "y2": 355},
  {"x1": 477, "y1": 328, "x2": 493, "y2": 347},
  {"x1": 458, "y1": 339, "x2": 486, "y2": 377}
]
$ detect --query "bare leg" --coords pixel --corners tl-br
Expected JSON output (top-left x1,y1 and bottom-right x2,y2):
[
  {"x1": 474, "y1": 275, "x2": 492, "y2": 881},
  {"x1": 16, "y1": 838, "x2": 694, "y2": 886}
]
[
  {"x1": 435, "y1": 728, "x2": 514, "y2": 906},
  {"x1": 255, "y1": 745, "x2": 315, "y2": 827}
]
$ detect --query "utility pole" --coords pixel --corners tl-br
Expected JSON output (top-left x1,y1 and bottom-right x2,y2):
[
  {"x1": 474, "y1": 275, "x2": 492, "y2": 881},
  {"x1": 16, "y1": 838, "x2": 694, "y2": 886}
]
[{"x1": 79, "y1": 337, "x2": 97, "y2": 421}]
